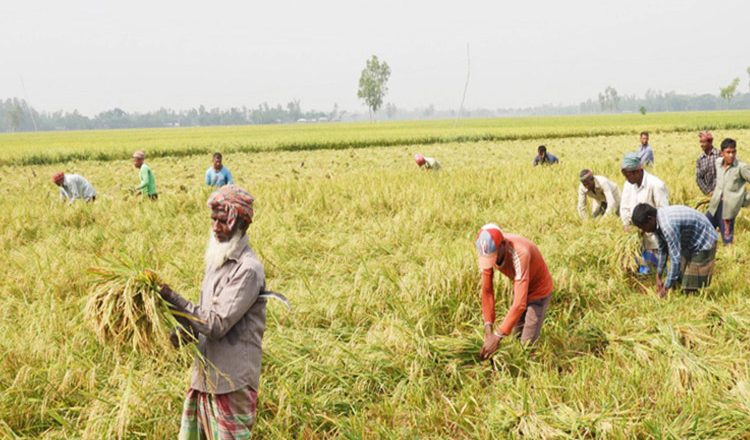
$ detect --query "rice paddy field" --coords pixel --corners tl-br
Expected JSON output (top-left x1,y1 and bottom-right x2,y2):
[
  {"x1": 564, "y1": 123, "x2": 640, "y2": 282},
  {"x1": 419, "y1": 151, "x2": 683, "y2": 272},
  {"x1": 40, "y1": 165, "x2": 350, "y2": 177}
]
[{"x1": 1, "y1": 111, "x2": 750, "y2": 438}]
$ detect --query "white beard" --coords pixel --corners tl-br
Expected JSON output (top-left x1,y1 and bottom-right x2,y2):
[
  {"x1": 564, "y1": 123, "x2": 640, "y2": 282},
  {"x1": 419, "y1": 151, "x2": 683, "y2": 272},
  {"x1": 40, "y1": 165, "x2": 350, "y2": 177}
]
[{"x1": 204, "y1": 230, "x2": 245, "y2": 271}]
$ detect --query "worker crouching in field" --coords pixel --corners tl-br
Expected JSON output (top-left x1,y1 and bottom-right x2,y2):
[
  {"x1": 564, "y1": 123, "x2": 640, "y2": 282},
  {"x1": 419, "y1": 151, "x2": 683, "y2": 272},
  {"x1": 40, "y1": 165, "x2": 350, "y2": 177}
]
[
  {"x1": 414, "y1": 153, "x2": 440, "y2": 170},
  {"x1": 577, "y1": 169, "x2": 620, "y2": 219},
  {"x1": 132, "y1": 150, "x2": 158, "y2": 200},
  {"x1": 631, "y1": 204, "x2": 718, "y2": 297},
  {"x1": 619, "y1": 152, "x2": 669, "y2": 274},
  {"x1": 532, "y1": 145, "x2": 559, "y2": 166},
  {"x1": 475, "y1": 224, "x2": 554, "y2": 360},
  {"x1": 52, "y1": 172, "x2": 96, "y2": 203},
  {"x1": 706, "y1": 138, "x2": 750, "y2": 245},
  {"x1": 158, "y1": 185, "x2": 266, "y2": 438}
]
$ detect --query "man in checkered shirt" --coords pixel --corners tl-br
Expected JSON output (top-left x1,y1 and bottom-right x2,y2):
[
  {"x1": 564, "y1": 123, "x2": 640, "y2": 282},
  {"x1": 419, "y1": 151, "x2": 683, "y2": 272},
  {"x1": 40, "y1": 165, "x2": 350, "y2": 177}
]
[
  {"x1": 695, "y1": 130, "x2": 720, "y2": 195},
  {"x1": 631, "y1": 204, "x2": 718, "y2": 297}
]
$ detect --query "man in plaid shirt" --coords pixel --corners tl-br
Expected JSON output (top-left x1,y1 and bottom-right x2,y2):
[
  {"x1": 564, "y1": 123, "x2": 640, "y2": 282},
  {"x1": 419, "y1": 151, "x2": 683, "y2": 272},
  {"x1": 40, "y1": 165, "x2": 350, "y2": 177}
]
[
  {"x1": 695, "y1": 131, "x2": 720, "y2": 195},
  {"x1": 631, "y1": 204, "x2": 718, "y2": 297}
]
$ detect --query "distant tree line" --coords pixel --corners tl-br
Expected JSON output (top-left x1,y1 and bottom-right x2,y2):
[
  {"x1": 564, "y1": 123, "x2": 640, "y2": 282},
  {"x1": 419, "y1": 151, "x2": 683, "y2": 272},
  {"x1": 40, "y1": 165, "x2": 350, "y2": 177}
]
[{"x1": 0, "y1": 98, "x2": 340, "y2": 132}]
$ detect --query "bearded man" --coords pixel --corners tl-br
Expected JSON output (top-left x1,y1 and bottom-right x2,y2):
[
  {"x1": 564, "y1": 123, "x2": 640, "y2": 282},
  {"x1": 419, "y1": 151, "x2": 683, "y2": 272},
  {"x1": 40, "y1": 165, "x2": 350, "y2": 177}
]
[{"x1": 159, "y1": 185, "x2": 266, "y2": 439}]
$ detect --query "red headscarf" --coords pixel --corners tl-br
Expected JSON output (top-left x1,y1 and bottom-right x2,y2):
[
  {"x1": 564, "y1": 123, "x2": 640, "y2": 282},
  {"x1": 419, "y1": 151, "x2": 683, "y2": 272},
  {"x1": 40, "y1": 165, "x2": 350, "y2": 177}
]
[
  {"x1": 52, "y1": 172, "x2": 65, "y2": 184},
  {"x1": 699, "y1": 131, "x2": 713, "y2": 142},
  {"x1": 207, "y1": 185, "x2": 255, "y2": 230}
]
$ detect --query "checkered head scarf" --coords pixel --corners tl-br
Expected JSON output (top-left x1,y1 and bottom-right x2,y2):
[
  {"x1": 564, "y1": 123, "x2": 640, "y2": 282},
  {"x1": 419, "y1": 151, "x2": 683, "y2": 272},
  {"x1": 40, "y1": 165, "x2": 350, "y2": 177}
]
[{"x1": 207, "y1": 185, "x2": 255, "y2": 230}]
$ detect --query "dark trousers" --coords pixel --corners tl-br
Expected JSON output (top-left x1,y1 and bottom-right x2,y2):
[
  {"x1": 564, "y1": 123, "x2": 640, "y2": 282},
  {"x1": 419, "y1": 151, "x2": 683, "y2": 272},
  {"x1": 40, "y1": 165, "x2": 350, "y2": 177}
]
[{"x1": 706, "y1": 200, "x2": 735, "y2": 244}]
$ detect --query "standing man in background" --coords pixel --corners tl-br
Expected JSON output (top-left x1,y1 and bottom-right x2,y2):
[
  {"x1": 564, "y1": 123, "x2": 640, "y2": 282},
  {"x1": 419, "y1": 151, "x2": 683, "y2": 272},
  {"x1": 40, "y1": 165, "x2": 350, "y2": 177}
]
[
  {"x1": 52, "y1": 172, "x2": 97, "y2": 203},
  {"x1": 206, "y1": 152, "x2": 234, "y2": 187},
  {"x1": 636, "y1": 131, "x2": 654, "y2": 166},
  {"x1": 706, "y1": 138, "x2": 750, "y2": 245},
  {"x1": 132, "y1": 150, "x2": 158, "y2": 200},
  {"x1": 696, "y1": 131, "x2": 720, "y2": 196}
]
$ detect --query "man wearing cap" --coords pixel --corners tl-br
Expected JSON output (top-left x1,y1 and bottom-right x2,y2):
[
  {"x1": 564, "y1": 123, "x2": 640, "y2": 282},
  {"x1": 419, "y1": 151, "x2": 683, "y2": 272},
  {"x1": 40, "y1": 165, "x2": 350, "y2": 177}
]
[
  {"x1": 414, "y1": 153, "x2": 440, "y2": 170},
  {"x1": 696, "y1": 131, "x2": 720, "y2": 196},
  {"x1": 577, "y1": 169, "x2": 621, "y2": 219},
  {"x1": 636, "y1": 131, "x2": 654, "y2": 166},
  {"x1": 205, "y1": 152, "x2": 234, "y2": 187},
  {"x1": 475, "y1": 224, "x2": 554, "y2": 360},
  {"x1": 532, "y1": 145, "x2": 559, "y2": 166},
  {"x1": 158, "y1": 184, "x2": 266, "y2": 438},
  {"x1": 631, "y1": 203, "x2": 718, "y2": 297},
  {"x1": 52, "y1": 172, "x2": 96, "y2": 203},
  {"x1": 132, "y1": 150, "x2": 157, "y2": 200},
  {"x1": 620, "y1": 152, "x2": 669, "y2": 273}
]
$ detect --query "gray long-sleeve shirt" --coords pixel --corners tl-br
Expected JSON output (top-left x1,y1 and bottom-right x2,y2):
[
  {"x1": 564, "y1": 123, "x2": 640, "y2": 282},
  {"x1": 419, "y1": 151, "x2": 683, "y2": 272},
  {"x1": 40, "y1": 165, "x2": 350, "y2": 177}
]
[{"x1": 165, "y1": 235, "x2": 266, "y2": 393}]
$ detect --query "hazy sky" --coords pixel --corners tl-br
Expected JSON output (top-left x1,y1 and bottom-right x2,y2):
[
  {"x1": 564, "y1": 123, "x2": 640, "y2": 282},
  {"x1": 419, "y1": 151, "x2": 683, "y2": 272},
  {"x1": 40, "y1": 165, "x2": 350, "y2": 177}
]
[{"x1": 1, "y1": 0, "x2": 748, "y2": 115}]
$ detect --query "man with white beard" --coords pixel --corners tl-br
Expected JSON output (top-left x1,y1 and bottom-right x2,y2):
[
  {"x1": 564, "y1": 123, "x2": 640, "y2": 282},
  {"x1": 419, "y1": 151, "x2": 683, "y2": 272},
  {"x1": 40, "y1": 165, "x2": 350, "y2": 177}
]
[{"x1": 158, "y1": 184, "x2": 266, "y2": 439}]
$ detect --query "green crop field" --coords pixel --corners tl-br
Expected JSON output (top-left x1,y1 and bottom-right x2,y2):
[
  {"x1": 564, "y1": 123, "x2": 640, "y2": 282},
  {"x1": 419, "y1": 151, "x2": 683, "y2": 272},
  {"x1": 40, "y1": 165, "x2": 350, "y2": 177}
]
[{"x1": 1, "y1": 113, "x2": 750, "y2": 438}]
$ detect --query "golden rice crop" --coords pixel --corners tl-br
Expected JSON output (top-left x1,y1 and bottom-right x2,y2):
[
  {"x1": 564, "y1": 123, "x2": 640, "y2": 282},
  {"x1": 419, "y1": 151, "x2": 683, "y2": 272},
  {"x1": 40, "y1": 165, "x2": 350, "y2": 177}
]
[{"x1": 85, "y1": 259, "x2": 193, "y2": 355}]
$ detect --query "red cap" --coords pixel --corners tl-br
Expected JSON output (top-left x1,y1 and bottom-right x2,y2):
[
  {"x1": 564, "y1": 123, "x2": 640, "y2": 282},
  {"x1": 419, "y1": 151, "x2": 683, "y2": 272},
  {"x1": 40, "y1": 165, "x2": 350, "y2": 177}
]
[
  {"x1": 414, "y1": 154, "x2": 426, "y2": 166},
  {"x1": 52, "y1": 172, "x2": 65, "y2": 184}
]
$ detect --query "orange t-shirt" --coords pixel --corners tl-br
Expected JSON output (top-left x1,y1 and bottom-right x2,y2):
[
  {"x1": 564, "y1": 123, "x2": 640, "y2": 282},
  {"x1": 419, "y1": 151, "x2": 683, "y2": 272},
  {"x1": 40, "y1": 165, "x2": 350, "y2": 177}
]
[{"x1": 480, "y1": 234, "x2": 553, "y2": 335}]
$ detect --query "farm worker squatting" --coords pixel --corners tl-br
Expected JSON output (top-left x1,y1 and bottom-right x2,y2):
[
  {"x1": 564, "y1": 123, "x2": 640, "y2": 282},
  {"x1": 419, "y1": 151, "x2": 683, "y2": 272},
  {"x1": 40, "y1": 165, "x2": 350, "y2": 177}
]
[
  {"x1": 695, "y1": 131, "x2": 720, "y2": 196},
  {"x1": 631, "y1": 204, "x2": 718, "y2": 297},
  {"x1": 636, "y1": 131, "x2": 654, "y2": 166},
  {"x1": 52, "y1": 172, "x2": 96, "y2": 203},
  {"x1": 206, "y1": 152, "x2": 234, "y2": 187},
  {"x1": 577, "y1": 169, "x2": 621, "y2": 219},
  {"x1": 475, "y1": 224, "x2": 554, "y2": 360},
  {"x1": 414, "y1": 153, "x2": 440, "y2": 170},
  {"x1": 532, "y1": 145, "x2": 559, "y2": 166},
  {"x1": 158, "y1": 185, "x2": 268, "y2": 439},
  {"x1": 132, "y1": 150, "x2": 158, "y2": 200},
  {"x1": 706, "y1": 138, "x2": 750, "y2": 245},
  {"x1": 619, "y1": 152, "x2": 669, "y2": 273}
]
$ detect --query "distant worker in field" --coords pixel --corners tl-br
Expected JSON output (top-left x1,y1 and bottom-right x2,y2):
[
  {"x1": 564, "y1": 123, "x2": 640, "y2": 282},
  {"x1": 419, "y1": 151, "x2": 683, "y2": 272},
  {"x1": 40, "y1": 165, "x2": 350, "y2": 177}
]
[
  {"x1": 205, "y1": 152, "x2": 234, "y2": 187},
  {"x1": 414, "y1": 153, "x2": 441, "y2": 170},
  {"x1": 132, "y1": 150, "x2": 158, "y2": 200},
  {"x1": 52, "y1": 172, "x2": 96, "y2": 203},
  {"x1": 631, "y1": 204, "x2": 718, "y2": 297},
  {"x1": 706, "y1": 138, "x2": 750, "y2": 245},
  {"x1": 695, "y1": 131, "x2": 720, "y2": 195},
  {"x1": 532, "y1": 145, "x2": 559, "y2": 166},
  {"x1": 577, "y1": 169, "x2": 621, "y2": 219},
  {"x1": 158, "y1": 185, "x2": 266, "y2": 438},
  {"x1": 620, "y1": 152, "x2": 669, "y2": 273},
  {"x1": 474, "y1": 224, "x2": 554, "y2": 360},
  {"x1": 636, "y1": 131, "x2": 654, "y2": 166}
]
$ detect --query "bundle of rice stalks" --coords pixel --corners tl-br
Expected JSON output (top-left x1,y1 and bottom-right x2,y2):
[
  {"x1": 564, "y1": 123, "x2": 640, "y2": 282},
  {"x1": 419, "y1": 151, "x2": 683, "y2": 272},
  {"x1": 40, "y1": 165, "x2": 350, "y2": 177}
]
[
  {"x1": 608, "y1": 232, "x2": 641, "y2": 273},
  {"x1": 428, "y1": 335, "x2": 483, "y2": 365},
  {"x1": 85, "y1": 259, "x2": 193, "y2": 355}
]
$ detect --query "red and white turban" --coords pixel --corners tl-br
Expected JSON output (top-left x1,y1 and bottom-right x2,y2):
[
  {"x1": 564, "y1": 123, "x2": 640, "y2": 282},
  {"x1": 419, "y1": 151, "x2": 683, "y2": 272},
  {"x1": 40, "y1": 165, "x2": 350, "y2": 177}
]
[{"x1": 207, "y1": 184, "x2": 255, "y2": 230}]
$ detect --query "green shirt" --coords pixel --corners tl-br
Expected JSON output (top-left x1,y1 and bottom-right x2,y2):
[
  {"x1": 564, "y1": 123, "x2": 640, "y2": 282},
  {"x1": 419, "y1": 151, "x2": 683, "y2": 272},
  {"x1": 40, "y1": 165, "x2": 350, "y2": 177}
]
[
  {"x1": 136, "y1": 163, "x2": 157, "y2": 196},
  {"x1": 708, "y1": 158, "x2": 750, "y2": 220}
]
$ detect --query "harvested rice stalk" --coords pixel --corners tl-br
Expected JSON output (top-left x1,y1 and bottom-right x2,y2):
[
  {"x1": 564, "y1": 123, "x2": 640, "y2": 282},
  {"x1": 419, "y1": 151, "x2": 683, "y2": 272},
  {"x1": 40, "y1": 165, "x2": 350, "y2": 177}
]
[
  {"x1": 85, "y1": 259, "x2": 196, "y2": 355},
  {"x1": 609, "y1": 232, "x2": 641, "y2": 273}
]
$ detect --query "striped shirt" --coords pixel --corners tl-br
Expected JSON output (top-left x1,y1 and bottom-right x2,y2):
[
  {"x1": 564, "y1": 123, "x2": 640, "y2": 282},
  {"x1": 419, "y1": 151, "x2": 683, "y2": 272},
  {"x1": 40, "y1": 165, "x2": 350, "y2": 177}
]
[{"x1": 655, "y1": 205, "x2": 718, "y2": 288}]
